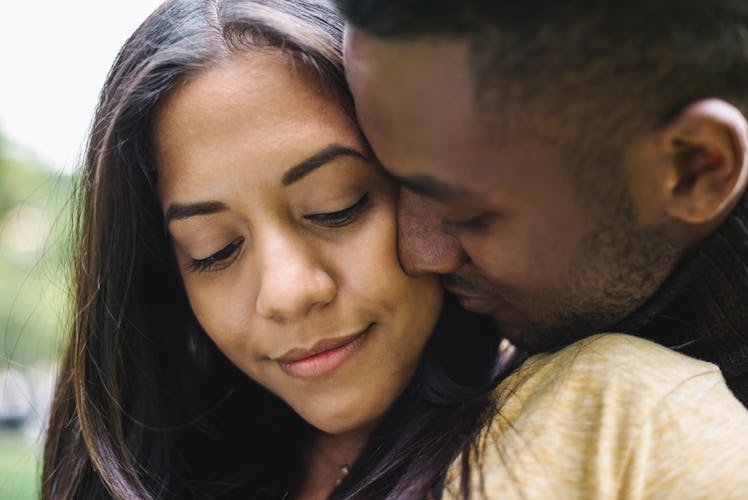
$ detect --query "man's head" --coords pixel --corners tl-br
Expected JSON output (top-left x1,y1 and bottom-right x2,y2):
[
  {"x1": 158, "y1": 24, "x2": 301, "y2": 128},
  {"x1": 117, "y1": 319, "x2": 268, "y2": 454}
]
[{"x1": 338, "y1": 0, "x2": 748, "y2": 350}]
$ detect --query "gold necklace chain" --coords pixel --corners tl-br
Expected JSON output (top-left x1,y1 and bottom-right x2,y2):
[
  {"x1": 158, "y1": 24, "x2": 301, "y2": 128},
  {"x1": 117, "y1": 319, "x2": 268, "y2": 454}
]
[
  {"x1": 335, "y1": 464, "x2": 350, "y2": 486},
  {"x1": 312, "y1": 445, "x2": 351, "y2": 486}
]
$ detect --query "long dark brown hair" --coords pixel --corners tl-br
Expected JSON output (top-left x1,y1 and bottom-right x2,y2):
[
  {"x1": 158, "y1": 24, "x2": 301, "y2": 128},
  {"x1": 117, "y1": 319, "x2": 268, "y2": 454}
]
[{"x1": 42, "y1": 1, "x2": 504, "y2": 498}]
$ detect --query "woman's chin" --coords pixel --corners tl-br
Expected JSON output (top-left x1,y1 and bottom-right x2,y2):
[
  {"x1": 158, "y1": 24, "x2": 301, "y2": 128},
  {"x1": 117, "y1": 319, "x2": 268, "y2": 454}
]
[{"x1": 301, "y1": 407, "x2": 382, "y2": 437}]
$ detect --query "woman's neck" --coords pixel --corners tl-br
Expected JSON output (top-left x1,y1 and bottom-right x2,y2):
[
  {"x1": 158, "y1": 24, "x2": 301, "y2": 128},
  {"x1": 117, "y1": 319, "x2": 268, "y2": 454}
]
[{"x1": 292, "y1": 426, "x2": 372, "y2": 500}]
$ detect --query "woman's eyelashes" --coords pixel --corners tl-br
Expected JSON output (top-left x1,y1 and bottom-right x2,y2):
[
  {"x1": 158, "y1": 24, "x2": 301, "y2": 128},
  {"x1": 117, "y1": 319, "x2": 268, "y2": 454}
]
[
  {"x1": 188, "y1": 236, "x2": 245, "y2": 272},
  {"x1": 304, "y1": 192, "x2": 370, "y2": 228},
  {"x1": 185, "y1": 193, "x2": 371, "y2": 273}
]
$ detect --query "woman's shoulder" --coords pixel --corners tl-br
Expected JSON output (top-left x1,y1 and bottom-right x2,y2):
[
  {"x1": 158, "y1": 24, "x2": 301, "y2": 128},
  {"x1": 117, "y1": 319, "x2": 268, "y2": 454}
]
[{"x1": 440, "y1": 333, "x2": 748, "y2": 499}]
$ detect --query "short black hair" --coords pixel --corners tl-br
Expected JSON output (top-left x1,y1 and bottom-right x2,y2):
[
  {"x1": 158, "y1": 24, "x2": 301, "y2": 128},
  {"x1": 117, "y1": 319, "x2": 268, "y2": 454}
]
[
  {"x1": 337, "y1": 0, "x2": 748, "y2": 156},
  {"x1": 335, "y1": 0, "x2": 486, "y2": 36}
]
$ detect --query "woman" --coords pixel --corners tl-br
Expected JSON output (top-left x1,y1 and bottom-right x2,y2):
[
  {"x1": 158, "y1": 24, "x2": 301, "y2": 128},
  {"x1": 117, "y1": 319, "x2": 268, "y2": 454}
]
[
  {"x1": 42, "y1": 1, "x2": 503, "y2": 498},
  {"x1": 43, "y1": 0, "x2": 748, "y2": 499}
]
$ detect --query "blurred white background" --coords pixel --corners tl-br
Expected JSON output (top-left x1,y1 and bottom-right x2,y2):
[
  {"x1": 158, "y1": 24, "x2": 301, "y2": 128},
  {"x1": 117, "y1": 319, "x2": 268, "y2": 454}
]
[
  {"x1": 0, "y1": 2, "x2": 164, "y2": 497},
  {"x1": 0, "y1": 0, "x2": 163, "y2": 173}
]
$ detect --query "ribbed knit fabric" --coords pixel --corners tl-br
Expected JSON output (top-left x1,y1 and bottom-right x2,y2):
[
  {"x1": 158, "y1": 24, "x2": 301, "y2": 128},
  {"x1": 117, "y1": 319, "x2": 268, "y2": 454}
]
[
  {"x1": 616, "y1": 194, "x2": 748, "y2": 407},
  {"x1": 438, "y1": 334, "x2": 748, "y2": 499}
]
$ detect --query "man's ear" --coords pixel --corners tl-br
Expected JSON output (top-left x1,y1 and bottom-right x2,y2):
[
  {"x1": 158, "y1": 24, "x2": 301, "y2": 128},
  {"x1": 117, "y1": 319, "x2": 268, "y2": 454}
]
[{"x1": 661, "y1": 99, "x2": 748, "y2": 225}]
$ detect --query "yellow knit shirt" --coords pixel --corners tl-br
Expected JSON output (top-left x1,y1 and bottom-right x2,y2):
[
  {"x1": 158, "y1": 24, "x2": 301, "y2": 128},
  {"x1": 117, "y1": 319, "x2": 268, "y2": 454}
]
[{"x1": 441, "y1": 334, "x2": 748, "y2": 499}]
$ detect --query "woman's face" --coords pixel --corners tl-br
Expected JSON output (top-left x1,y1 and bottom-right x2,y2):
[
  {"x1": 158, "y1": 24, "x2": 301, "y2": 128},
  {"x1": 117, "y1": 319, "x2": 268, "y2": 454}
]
[{"x1": 155, "y1": 52, "x2": 442, "y2": 435}]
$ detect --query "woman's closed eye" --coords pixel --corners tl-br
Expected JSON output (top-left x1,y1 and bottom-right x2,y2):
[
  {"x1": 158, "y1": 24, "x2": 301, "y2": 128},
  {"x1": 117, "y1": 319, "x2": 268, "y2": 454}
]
[
  {"x1": 304, "y1": 192, "x2": 370, "y2": 228},
  {"x1": 188, "y1": 236, "x2": 244, "y2": 272},
  {"x1": 183, "y1": 193, "x2": 370, "y2": 272}
]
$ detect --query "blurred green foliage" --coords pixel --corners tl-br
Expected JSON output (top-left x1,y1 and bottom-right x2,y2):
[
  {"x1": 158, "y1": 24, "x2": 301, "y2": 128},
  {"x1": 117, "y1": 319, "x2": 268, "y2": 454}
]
[
  {"x1": 0, "y1": 134, "x2": 73, "y2": 367},
  {"x1": 0, "y1": 132, "x2": 74, "y2": 498},
  {"x1": 0, "y1": 432, "x2": 40, "y2": 500}
]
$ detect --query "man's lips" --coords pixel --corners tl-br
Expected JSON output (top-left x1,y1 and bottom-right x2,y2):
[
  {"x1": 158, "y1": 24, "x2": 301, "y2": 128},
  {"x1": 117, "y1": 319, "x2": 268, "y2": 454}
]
[
  {"x1": 275, "y1": 325, "x2": 373, "y2": 379},
  {"x1": 454, "y1": 295, "x2": 498, "y2": 314},
  {"x1": 445, "y1": 286, "x2": 499, "y2": 315}
]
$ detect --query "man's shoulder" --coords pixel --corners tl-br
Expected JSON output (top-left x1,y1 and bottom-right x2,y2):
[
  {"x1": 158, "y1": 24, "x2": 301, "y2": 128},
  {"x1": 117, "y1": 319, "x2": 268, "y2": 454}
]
[
  {"x1": 441, "y1": 334, "x2": 746, "y2": 499},
  {"x1": 503, "y1": 333, "x2": 721, "y2": 403},
  {"x1": 550, "y1": 332, "x2": 716, "y2": 369},
  {"x1": 487, "y1": 333, "x2": 728, "y2": 449}
]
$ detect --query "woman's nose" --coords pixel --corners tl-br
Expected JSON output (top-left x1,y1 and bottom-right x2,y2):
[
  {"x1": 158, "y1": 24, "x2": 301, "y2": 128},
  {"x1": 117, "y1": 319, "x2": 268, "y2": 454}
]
[{"x1": 255, "y1": 234, "x2": 337, "y2": 322}]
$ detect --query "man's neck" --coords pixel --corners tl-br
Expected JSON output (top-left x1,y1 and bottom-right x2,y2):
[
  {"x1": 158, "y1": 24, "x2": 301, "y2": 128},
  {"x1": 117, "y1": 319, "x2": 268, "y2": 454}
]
[{"x1": 615, "y1": 193, "x2": 748, "y2": 405}]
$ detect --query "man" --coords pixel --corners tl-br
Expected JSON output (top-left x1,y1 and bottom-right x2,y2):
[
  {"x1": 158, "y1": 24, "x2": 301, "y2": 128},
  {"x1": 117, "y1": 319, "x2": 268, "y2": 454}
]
[{"x1": 336, "y1": 0, "x2": 748, "y2": 406}]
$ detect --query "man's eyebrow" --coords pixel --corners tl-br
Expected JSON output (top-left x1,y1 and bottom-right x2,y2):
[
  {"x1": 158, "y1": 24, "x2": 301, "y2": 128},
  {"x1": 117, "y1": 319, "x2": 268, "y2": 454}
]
[
  {"x1": 393, "y1": 174, "x2": 471, "y2": 201},
  {"x1": 282, "y1": 144, "x2": 367, "y2": 186},
  {"x1": 165, "y1": 201, "x2": 228, "y2": 224}
]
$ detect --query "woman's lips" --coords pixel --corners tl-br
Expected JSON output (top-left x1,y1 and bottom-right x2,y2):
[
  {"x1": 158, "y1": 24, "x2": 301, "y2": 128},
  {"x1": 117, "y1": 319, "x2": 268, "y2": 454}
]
[{"x1": 276, "y1": 325, "x2": 372, "y2": 380}]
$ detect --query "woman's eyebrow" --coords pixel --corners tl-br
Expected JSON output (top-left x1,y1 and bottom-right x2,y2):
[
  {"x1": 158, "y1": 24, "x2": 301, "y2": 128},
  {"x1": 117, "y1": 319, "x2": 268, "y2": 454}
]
[
  {"x1": 164, "y1": 145, "x2": 364, "y2": 224},
  {"x1": 165, "y1": 201, "x2": 228, "y2": 224},
  {"x1": 282, "y1": 144, "x2": 366, "y2": 186}
]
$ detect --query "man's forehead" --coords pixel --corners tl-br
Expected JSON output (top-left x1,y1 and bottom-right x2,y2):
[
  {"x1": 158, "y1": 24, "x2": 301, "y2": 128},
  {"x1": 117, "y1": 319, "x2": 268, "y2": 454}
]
[
  {"x1": 343, "y1": 28, "x2": 543, "y2": 205},
  {"x1": 393, "y1": 172, "x2": 475, "y2": 202},
  {"x1": 345, "y1": 27, "x2": 468, "y2": 69},
  {"x1": 344, "y1": 31, "x2": 485, "y2": 159},
  {"x1": 344, "y1": 28, "x2": 475, "y2": 107}
]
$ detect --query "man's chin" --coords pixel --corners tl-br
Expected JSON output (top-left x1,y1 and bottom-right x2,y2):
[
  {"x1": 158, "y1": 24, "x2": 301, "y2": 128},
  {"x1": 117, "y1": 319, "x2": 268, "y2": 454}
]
[
  {"x1": 448, "y1": 289, "x2": 593, "y2": 352},
  {"x1": 450, "y1": 294, "x2": 543, "y2": 350}
]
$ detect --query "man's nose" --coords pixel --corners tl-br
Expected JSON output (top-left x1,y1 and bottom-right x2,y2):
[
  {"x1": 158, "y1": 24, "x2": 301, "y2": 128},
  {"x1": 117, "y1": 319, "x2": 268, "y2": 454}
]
[
  {"x1": 397, "y1": 189, "x2": 467, "y2": 276},
  {"x1": 256, "y1": 233, "x2": 337, "y2": 322}
]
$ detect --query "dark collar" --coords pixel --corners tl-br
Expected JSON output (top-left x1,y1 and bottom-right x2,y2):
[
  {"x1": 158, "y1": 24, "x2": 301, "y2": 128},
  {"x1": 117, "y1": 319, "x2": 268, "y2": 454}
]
[{"x1": 615, "y1": 194, "x2": 748, "y2": 405}]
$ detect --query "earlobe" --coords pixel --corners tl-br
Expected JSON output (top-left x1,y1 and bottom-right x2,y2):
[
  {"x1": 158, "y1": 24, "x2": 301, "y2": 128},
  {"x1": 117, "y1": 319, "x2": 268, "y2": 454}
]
[{"x1": 663, "y1": 99, "x2": 748, "y2": 225}]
